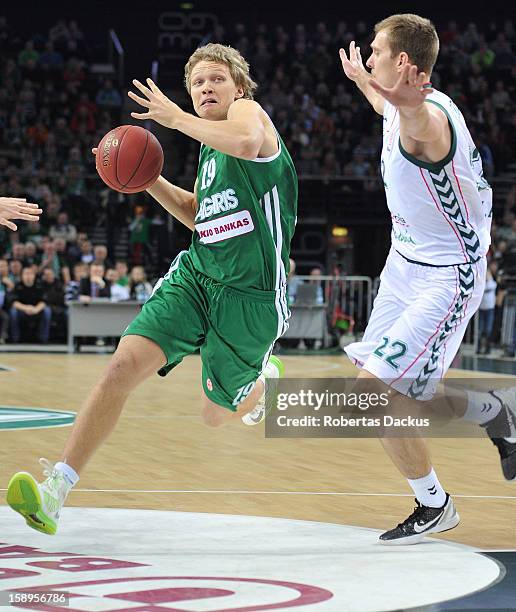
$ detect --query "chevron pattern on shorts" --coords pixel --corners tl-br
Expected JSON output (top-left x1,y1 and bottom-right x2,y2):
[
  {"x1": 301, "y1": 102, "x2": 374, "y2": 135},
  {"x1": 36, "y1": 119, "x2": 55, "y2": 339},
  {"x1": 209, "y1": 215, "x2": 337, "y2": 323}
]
[
  {"x1": 407, "y1": 264, "x2": 475, "y2": 399},
  {"x1": 429, "y1": 168, "x2": 481, "y2": 261}
]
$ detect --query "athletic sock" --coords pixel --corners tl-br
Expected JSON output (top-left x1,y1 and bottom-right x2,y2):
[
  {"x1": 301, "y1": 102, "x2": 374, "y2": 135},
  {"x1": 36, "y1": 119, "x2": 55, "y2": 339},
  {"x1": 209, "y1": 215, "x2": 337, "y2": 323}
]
[
  {"x1": 55, "y1": 462, "x2": 80, "y2": 488},
  {"x1": 463, "y1": 390, "x2": 503, "y2": 425},
  {"x1": 407, "y1": 468, "x2": 446, "y2": 508}
]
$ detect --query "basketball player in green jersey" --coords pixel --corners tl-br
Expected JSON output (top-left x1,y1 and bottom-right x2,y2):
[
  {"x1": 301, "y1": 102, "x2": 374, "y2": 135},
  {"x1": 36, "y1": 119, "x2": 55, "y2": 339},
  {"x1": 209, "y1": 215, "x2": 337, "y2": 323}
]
[{"x1": 7, "y1": 44, "x2": 297, "y2": 535}]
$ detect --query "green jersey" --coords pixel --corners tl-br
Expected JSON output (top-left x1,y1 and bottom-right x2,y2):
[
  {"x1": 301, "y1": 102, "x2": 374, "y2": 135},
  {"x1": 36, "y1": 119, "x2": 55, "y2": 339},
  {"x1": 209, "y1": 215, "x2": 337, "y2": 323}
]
[{"x1": 188, "y1": 132, "x2": 298, "y2": 292}]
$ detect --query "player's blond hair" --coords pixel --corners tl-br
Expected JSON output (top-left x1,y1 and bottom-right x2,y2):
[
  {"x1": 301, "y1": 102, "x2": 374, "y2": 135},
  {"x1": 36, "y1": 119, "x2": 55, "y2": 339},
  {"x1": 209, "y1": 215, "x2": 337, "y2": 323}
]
[
  {"x1": 375, "y1": 14, "x2": 439, "y2": 74},
  {"x1": 184, "y1": 43, "x2": 258, "y2": 99}
]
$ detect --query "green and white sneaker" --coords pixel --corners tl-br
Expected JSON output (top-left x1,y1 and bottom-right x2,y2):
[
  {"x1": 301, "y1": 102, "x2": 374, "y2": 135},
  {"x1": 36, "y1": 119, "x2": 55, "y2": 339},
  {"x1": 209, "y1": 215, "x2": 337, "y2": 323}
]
[
  {"x1": 7, "y1": 459, "x2": 71, "y2": 535},
  {"x1": 242, "y1": 355, "x2": 284, "y2": 426}
]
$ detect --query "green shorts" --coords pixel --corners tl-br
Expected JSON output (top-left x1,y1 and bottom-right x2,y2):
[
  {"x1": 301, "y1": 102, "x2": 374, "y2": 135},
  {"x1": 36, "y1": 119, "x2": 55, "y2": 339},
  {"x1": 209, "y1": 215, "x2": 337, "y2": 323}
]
[{"x1": 123, "y1": 251, "x2": 286, "y2": 410}]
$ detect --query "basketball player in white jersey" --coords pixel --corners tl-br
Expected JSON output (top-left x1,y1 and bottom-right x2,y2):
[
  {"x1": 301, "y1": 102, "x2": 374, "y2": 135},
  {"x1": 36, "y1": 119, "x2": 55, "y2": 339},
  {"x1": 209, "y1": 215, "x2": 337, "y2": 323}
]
[
  {"x1": 0, "y1": 197, "x2": 41, "y2": 230},
  {"x1": 340, "y1": 14, "x2": 516, "y2": 544}
]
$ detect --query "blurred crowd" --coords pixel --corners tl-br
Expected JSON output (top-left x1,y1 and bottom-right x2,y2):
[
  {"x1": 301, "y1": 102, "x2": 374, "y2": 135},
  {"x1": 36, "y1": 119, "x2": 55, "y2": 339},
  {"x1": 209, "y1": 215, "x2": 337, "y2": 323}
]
[
  {"x1": 0, "y1": 15, "x2": 515, "y2": 349},
  {"x1": 0, "y1": 237, "x2": 154, "y2": 344},
  {"x1": 175, "y1": 17, "x2": 516, "y2": 182},
  {"x1": 0, "y1": 17, "x2": 164, "y2": 343}
]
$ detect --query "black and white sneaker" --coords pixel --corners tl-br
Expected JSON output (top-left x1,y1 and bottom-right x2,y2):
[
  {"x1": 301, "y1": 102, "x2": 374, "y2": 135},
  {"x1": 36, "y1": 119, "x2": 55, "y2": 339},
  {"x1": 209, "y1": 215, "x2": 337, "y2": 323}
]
[
  {"x1": 481, "y1": 388, "x2": 516, "y2": 481},
  {"x1": 379, "y1": 494, "x2": 459, "y2": 545}
]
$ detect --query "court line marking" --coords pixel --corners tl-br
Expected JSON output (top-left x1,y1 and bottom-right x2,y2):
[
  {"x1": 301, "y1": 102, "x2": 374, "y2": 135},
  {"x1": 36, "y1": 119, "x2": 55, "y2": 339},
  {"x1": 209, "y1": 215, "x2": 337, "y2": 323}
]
[{"x1": 1, "y1": 488, "x2": 513, "y2": 499}]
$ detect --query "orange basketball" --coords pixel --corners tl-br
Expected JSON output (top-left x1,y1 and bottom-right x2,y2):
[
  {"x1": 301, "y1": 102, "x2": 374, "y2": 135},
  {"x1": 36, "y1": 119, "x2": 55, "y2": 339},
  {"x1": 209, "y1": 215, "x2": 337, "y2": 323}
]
[{"x1": 95, "y1": 125, "x2": 164, "y2": 193}]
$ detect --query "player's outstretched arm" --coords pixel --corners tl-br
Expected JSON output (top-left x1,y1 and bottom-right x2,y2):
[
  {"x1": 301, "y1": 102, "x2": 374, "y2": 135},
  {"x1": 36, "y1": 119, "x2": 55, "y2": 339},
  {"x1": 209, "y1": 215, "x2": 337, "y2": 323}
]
[
  {"x1": 339, "y1": 41, "x2": 384, "y2": 115},
  {"x1": 0, "y1": 197, "x2": 42, "y2": 231},
  {"x1": 128, "y1": 78, "x2": 265, "y2": 159},
  {"x1": 370, "y1": 64, "x2": 449, "y2": 160}
]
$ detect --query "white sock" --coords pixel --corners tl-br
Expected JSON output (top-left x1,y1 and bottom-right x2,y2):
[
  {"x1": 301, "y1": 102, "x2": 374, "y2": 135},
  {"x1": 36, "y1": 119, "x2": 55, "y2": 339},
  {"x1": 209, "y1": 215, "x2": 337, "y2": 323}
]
[
  {"x1": 55, "y1": 462, "x2": 80, "y2": 488},
  {"x1": 463, "y1": 390, "x2": 503, "y2": 425},
  {"x1": 256, "y1": 373, "x2": 266, "y2": 396},
  {"x1": 407, "y1": 468, "x2": 446, "y2": 508}
]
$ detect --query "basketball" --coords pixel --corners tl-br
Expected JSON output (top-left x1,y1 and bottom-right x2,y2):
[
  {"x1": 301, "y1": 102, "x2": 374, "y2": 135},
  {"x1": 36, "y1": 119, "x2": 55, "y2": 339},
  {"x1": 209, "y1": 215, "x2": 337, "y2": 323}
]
[{"x1": 95, "y1": 125, "x2": 164, "y2": 193}]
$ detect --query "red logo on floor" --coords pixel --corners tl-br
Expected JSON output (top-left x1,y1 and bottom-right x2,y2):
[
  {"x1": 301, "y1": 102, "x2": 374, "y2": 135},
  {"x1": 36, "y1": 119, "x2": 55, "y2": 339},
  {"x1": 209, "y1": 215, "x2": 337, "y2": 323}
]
[{"x1": 0, "y1": 543, "x2": 334, "y2": 610}]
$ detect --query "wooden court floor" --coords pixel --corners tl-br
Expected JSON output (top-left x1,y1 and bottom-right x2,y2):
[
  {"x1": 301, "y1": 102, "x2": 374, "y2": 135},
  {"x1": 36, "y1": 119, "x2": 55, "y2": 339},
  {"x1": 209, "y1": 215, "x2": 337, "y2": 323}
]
[{"x1": 1, "y1": 352, "x2": 515, "y2": 550}]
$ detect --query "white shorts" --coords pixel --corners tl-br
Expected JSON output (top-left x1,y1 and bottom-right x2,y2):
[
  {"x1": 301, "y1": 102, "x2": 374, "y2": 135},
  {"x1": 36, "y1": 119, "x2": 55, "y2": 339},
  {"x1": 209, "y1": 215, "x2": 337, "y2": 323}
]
[{"x1": 345, "y1": 249, "x2": 486, "y2": 400}]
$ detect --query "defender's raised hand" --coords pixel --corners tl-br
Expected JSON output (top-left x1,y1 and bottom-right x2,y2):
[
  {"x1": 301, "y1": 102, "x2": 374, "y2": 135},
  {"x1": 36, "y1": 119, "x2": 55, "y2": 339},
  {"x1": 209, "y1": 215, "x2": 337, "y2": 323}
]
[
  {"x1": 128, "y1": 78, "x2": 185, "y2": 130},
  {"x1": 0, "y1": 197, "x2": 42, "y2": 231},
  {"x1": 369, "y1": 64, "x2": 433, "y2": 109},
  {"x1": 339, "y1": 41, "x2": 369, "y2": 83}
]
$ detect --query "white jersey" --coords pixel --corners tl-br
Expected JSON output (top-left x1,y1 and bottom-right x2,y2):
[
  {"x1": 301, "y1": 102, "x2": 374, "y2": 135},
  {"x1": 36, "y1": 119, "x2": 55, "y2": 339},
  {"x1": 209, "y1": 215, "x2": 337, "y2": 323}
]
[{"x1": 381, "y1": 90, "x2": 492, "y2": 266}]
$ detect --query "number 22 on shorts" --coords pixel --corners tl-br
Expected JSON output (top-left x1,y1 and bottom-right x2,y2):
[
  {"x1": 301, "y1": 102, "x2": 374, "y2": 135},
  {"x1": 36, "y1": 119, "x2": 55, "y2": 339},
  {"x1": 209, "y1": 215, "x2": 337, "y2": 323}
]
[{"x1": 373, "y1": 336, "x2": 408, "y2": 371}]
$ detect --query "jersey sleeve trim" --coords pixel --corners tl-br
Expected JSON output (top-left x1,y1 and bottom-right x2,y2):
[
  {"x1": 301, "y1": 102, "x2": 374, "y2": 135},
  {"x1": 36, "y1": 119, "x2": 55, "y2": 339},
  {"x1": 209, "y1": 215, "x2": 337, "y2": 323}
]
[
  {"x1": 248, "y1": 136, "x2": 282, "y2": 163},
  {"x1": 398, "y1": 99, "x2": 457, "y2": 171}
]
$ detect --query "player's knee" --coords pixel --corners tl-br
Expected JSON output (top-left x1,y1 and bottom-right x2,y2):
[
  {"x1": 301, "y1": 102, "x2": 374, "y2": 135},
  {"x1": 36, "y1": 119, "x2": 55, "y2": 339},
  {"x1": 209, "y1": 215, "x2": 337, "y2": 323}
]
[
  {"x1": 200, "y1": 409, "x2": 225, "y2": 428},
  {"x1": 200, "y1": 398, "x2": 227, "y2": 427},
  {"x1": 101, "y1": 348, "x2": 140, "y2": 390}
]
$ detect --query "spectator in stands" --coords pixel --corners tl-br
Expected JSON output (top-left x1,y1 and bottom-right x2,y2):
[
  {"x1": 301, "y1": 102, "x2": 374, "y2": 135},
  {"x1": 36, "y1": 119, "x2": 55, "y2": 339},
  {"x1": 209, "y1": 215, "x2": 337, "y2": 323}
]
[
  {"x1": 49, "y1": 20, "x2": 70, "y2": 49},
  {"x1": 471, "y1": 39, "x2": 496, "y2": 70},
  {"x1": 53, "y1": 237, "x2": 72, "y2": 282},
  {"x1": 9, "y1": 267, "x2": 51, "y2": 343},
  {"x1": 80, "y1": 239, "x2": 94, "y2": 264},
  {"x1": 20, "y1": 218, "x2": 45, "y2": 247},
  {"x1": 287, "y1": 257, "x2": 302, "y2": 304},
  {"x1": 49, "y1": 211, "x2": 77, "y2": 243},
  {"x1": 129, "y1": 265, "x2": 153, "y2": 302},
  {"x1": 493, "y1": 239, "x2": 508, "y2": 268},
  {"x1": 41, "y1": 197, "x2": 60, "y2": 232},
  {"x1": 23, "y1": 241, "x2": 39, "y2": 267},
  {"x1": 115, "y1": 260, "x2": 129, "y2": 289},
  {"x1": 17, "y1": 40, "x2": 39, "y2": 68},
  {"x1": 477, "y1": 133, "x2": 495, "y2": 178},
  {"x1": 105, "y1": 267, "x2": 130, "y2": 301},
  {"x1": 63, "y1": 57, "x2": 85, "y2": 88},
  {"x1": 65, "y1": 262, "x2": 89, "y2": 301},
  {"x1": 53, "y1": 117, "x2": 74, "y2": 154},
  {"x1": 492, "y1": 80, "x2": 511, "y2": 112},
  {"x1": 61, "y1": 164, "x2": 86, "y2": 197},
  {"x1": 70, "y1": 92, "x2": 96, "y2": 132},
  {"x1": 38, "y1": 41, "x2": 64, "y2": 75},
  {"x1": 39, "y1": 239, "x2": 70, "y2": 283},
  {"x1": 93, "y1": 244, "x2": 112, "y2": 269},
  {"x1": 344, "y1": 151, "x2": 371, "y2": 177},
  {"x1": 129, "y1": 205, "x2": 151, "y2": 265},
  {"x1": 26, "y1": 120, "x2": 49, "y2": 148},
  {"x1": 441, "y1": 20, "x2": 459, "y2": 45},
  {"x1": 79, "y1": 262, "x2": 110, "y2": 302},
  {"x1": 319, "y1": 150, "x2": 342, "y2": 178},
  {"x1": 40, "y1": 267, "x2": 66, "y2": 340},
  {"x1": 0, "y1": 258, "x2": 13, "y2": 343},
  {"x1": 296, "y1": 147, "x2": 320, "y2": 174},
  {"x1": 67, "y1": 231, "x2": 87, "y2": 264},
  {"x1": 503, "y1": 219, "x2": 516, "y2": 248},
  {"x1": 11, "y1": 242, "x2": 26, "y2": 262},
  {"x1": 309, "y1": 266, "x2": 325, "y2": 305},
  {"x1": 477, "y1": 259, "x2": 498, "y2": 354},
  {"x1": 9, "y1": 259, "x2": 22, "y2": 284},
  {"x1": 0, "y1": 259, "x2": 14, "y2": 291},
  {"x1": 95, "y1": 79, "x2": 122, "y2": 111}
]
